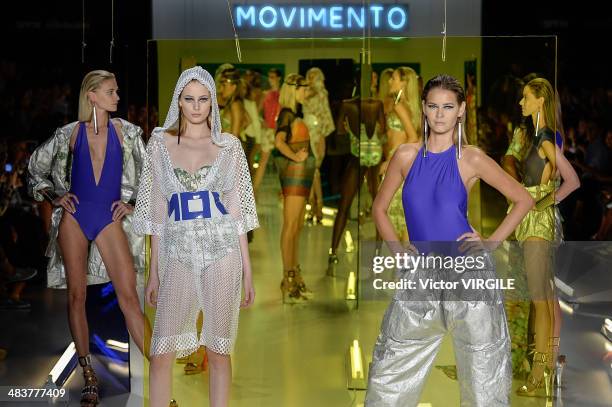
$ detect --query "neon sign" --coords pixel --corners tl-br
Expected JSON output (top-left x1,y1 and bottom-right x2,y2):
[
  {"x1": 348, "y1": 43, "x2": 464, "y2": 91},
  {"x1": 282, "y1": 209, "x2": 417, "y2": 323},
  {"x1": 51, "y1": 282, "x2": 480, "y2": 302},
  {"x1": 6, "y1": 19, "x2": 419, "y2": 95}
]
[{"x1": 235, "y1": 4, "x2": 408, "y2": 31}]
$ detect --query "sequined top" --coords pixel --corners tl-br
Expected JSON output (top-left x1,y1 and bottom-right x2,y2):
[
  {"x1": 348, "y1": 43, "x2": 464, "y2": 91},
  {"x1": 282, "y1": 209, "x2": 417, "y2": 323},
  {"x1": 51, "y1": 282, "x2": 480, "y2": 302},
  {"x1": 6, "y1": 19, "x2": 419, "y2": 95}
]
[
  {"x1": 174, "y1": 166, "x2": 211, "y2": 192},
  {"x1": 387, "y1": 112, "x2": 404, "y2": 132},
  {"x1": 348, "y1": 123, "x2": 383, "y2": 167},
  {"x1": 505, "y1": 127, "x2": 527, "y2": 161}
]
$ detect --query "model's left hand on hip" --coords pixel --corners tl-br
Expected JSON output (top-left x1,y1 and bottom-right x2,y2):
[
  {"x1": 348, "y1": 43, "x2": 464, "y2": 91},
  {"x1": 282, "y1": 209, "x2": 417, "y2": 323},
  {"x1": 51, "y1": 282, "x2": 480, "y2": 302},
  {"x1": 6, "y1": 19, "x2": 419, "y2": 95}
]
[{"x1": 111, "y1": 200, "x2": 134, "y2": 221}]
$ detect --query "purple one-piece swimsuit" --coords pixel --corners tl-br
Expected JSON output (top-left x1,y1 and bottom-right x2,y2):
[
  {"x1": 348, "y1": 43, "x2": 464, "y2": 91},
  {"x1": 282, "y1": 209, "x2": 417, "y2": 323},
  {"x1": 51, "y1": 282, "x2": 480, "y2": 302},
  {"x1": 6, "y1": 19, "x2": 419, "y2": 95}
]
[
  {"x1": 402, "y1": 144, "x2": 472, "y2": 254},
  {"x1": 69, "y1": 121, "x2": 122, "y2": 240}
]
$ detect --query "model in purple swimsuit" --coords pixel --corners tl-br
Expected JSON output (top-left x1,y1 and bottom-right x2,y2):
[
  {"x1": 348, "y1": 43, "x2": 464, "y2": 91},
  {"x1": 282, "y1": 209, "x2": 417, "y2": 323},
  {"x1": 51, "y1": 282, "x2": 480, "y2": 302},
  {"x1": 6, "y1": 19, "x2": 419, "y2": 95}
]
[
  {"x1": 366, "y1": 75, "x2": 534, "y2": 407},
  {"x1": 70, "y1": 121, "x2": 122, "y2": 240},
  {"x1": 27, "y1": 70, "x2": 151, "y2": 407}
]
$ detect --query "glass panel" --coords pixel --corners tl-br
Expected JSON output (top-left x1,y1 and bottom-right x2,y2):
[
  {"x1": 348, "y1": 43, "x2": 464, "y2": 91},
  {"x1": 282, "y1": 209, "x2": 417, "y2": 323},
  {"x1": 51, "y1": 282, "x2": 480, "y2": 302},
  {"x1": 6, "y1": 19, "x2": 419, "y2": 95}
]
[{"x1": 146, "y1": 36, "x2": 558, "y2": 405}]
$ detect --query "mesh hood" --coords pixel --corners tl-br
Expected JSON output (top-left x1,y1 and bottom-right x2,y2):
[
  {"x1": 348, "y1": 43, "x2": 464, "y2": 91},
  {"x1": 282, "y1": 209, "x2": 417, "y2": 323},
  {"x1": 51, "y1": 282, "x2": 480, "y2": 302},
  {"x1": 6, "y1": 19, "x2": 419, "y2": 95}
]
[{"x1": 158, "y1": 66, "x2": 228, "y2": 146}]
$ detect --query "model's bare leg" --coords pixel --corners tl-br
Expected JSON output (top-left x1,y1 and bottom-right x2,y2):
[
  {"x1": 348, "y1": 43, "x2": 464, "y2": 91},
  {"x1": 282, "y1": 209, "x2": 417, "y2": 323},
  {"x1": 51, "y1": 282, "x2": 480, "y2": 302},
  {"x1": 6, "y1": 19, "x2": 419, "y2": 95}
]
[
  {"x1": 366, "y1": 165, "x2": 384, "y2": 243},
  {"x1": 330, "y1": 158, "x2": 362, "y2": 254},
  {"x1": 95, "y1": 221, "x2": 151, "y2": 358},
  {"x1": 281, "y1": 196, "x2": 307, "y2": 270},
  {"x1": 149, "y1": 352, "x2": 175, "y2": 407},
  {"x1": 57, "y1": 213, "x2": 90, "y2": 357},
  {"x1": 58, "y1": 214, "x2": 100, "y2": 405},
  {"x1": 207, "y1": 349, "x2": 231, "y2": 407},
  {"x1": 311, "y1": 170, "x2": 323, "y2": 221},
  {"x1": 293, "y1": 197, "x2": 308, "y2": 269},
  {"x1": 520, "y1": 237, "x2": 554, "y2": 393}
]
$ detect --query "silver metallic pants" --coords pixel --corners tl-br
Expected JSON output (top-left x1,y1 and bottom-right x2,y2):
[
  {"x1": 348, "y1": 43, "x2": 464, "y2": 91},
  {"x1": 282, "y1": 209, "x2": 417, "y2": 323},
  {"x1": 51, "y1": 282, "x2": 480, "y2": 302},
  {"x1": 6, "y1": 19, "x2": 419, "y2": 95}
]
[{"x1": 365, "y1": 262, "x2": 512, "y2": 406}]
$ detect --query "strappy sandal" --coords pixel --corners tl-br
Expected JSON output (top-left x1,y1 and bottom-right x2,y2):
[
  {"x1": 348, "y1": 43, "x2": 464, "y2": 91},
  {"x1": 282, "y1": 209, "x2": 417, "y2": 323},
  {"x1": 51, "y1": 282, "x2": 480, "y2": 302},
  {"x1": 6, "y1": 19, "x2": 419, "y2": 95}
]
[
  {"x1": 184, "y1": 347, "x2": 208, "y2": 375},
  {"x1": 78, "y1": 355, "x2": 99, "y2": 407},
  {"x1": 516, "y1": 350, "x2": 552, "y2": 399},
  {"x1": 294, "y1": 265, "x2": 313, "y2": 298},
  {"x1": 281, "y1": 270, "x2": 306, "y2": 304}
]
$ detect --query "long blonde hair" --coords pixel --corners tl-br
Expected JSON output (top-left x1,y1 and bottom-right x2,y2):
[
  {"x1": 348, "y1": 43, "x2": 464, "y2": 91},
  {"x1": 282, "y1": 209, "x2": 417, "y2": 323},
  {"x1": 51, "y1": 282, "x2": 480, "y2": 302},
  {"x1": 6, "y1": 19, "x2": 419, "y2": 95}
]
[
  {"x1": 306, "y1": 67, "x2": 327, "y2": 96},
  {"x1": 395, "y1": 67, "x2": 421, "y2": 132},
  {"x1": 78, "y1": 70, "x2": 115, "y2": 122},
  {"x1": 279, "y1": 73, "x2": 307, "y2": 113}
]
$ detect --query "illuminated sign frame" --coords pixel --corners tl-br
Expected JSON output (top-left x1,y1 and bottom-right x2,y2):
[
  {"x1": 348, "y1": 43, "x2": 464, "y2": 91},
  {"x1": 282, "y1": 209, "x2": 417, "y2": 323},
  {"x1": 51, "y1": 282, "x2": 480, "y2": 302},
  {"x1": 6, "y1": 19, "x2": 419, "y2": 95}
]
[{"x1": 235, "y1": 4, "x2": 409, "y2": 32}]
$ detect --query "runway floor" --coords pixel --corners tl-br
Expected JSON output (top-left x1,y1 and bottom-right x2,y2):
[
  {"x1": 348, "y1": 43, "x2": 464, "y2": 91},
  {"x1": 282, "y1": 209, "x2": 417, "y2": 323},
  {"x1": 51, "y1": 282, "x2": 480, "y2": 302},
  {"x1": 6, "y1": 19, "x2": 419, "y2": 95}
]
[{"x1": 1, "y1": 167, "x2": 611, "y2": 406}]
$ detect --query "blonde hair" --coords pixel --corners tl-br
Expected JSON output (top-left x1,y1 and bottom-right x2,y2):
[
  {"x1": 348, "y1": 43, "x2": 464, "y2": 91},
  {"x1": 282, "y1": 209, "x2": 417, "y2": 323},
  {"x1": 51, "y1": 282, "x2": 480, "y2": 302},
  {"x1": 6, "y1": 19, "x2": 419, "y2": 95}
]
[
  {"x1": 78, "y1": 70, "x2": 116, "y2": 122},
  {"x1": 525, "y1": 78, "x2": 558, "y2": 138},
  {"x1": 306, "y1": 67, "x2": 327, "y2": 95},
  {"x1": 395, "y1": 67, "x2": 421, "y2": 132},
  {"x1": 279, "y1": 73, "x2": 307, "y2": 113},
  {"x1": 378, "y1": 68, "x2": 394, "y2": 100}
]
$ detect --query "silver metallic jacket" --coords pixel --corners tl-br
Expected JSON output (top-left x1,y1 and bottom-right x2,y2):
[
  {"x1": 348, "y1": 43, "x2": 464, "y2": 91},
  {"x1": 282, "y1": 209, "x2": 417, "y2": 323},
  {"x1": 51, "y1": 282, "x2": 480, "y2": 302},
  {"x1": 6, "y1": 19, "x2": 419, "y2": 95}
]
[{"x1": 27, "y1": 119, "x2": 147, "y2": 288}]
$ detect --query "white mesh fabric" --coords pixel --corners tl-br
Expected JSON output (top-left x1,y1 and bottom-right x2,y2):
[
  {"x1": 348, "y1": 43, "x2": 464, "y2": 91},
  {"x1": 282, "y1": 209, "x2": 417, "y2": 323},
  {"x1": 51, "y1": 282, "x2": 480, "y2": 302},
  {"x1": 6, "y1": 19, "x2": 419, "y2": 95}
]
[
  {"x1": 151, "y1": 249, "x2": 242, "y2": 357},
  {"x1": 222, "y1": 136, "x2": 259, "y2": 235},
  {"x1": 132, "y1": 139, "x2": 167, "y2": 236},
  {"x1": 133, "y1": 131, "x2": 258, "y2": 356}
]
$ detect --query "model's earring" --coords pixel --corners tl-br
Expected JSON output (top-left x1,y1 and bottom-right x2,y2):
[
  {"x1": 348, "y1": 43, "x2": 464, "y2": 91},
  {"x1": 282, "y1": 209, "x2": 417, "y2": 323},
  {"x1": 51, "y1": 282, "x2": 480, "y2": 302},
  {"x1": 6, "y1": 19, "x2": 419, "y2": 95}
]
[
  {"x1": 534, "y1": 110, "x2": 541, "y2": 138},
  {"x1": 423, "y1": 115, "x2": 428, "y2": 157},
  {"x1": 457, "y1": 117, "x2": 463, "y2": 159},
  {"x1": 92, "y1": 104, "x2": 99, "y2": 135}
]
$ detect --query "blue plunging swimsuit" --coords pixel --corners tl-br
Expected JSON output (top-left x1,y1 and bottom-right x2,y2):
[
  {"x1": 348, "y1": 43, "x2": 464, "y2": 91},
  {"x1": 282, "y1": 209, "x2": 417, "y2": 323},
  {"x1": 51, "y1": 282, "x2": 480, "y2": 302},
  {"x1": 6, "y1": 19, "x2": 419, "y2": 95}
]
[{"x1": 69, "y1": 122, "x2": 122, "y2": 240}]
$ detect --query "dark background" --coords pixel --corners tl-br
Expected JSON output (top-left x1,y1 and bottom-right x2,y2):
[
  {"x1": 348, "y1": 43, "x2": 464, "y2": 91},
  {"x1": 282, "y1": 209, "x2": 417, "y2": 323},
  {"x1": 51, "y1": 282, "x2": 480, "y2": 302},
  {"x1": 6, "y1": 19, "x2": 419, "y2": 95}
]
[{"x1": 482, "y1": 1, "x2": 611, "y2": 89}]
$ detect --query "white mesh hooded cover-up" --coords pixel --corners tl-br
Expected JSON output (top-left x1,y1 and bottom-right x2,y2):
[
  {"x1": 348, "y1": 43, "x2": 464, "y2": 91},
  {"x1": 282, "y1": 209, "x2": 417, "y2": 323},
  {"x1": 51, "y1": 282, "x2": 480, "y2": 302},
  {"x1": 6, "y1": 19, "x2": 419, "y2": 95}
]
[{"x1": 133, "y1": 66, "x2": 259, "y2": 356}]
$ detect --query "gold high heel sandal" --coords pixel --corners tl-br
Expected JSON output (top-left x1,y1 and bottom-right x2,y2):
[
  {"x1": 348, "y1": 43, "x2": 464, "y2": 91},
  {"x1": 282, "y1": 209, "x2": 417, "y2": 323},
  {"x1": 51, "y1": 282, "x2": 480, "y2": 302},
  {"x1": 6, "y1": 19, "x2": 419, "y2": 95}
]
[
  {"x1": 281, "y1": 270, "x2": 306, "y2": 303},
  {"x1": 516, "y1": 351, "x2": 551, "y2": 398},
  {"x1": 169, "y1": 400, "x2": 178, "y2": 407},
  {"x1": 78, "y1": 355, "x2": 99, "y2": 407},
  {"x1": 184, "y1": 347, "x2": 208, "y2": 375},
  {"x1": 294, "y1": 265, "x2": 313, "y2": 298},
  {"x1": 549, "y1": 336, "x2": 566, "y2": 390}
]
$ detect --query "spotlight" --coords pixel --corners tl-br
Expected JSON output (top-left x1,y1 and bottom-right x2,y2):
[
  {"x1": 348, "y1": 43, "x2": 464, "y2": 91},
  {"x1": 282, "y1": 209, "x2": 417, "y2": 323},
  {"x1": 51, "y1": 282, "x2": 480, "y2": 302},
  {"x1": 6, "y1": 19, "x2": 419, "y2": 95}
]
[
  {"x1": 106, "y1": 339, "x2": 129, "y2": 352},
  {"x1": 322, "y1": 206, "x2": 338, "y2": 216},
  {"x1": 346, "y1": 271, "x2": 357, "y2": 300},
  {"x1": 345, "y1": 230, "x2": 354, "y2": 253},
  {"x1": 558, "y1": 299, "x2": 574, "y2": 315},
  {"x1": 346, "y1": 339, "x2": 366, "y2": 390},
  {"x1": 48, "y1": 342, "x2": 77, "y2": 387}
]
